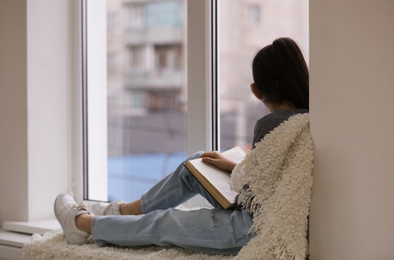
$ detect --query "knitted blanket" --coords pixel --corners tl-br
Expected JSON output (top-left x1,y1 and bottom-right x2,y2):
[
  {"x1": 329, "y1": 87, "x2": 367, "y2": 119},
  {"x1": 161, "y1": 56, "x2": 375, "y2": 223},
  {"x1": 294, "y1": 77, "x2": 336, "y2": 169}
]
[{"x1": 231, "y1": 113, "x2": 314, "y2": 260}]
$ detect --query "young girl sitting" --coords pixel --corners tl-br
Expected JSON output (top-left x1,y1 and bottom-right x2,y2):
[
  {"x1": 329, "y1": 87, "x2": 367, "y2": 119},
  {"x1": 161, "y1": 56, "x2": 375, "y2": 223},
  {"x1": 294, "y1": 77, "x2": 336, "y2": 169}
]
[{"x1": 54, "y1": 37, "x2": 311, "y2": 256}]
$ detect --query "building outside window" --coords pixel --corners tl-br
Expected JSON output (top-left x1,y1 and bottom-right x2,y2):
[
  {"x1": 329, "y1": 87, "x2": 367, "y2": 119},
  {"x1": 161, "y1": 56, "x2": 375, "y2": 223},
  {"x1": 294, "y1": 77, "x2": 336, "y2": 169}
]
[
  {"x1": 86, "y1": 0, "x2": 308, "y2": 202},
  {"x1": 105, "y1": 0, "x2": 187, "y2": 201}
]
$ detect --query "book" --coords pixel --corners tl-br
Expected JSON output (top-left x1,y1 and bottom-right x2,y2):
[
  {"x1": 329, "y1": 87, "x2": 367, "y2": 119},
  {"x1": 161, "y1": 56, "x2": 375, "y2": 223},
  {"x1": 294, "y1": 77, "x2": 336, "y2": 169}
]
[{"x1": 184, "y1": 146, "x2": 246, "y2": 209}]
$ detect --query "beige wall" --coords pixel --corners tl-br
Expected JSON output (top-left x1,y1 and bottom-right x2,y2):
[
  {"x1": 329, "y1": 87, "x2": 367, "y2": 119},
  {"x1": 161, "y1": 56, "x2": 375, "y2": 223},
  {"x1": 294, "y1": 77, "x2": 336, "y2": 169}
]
[
  {"x1": 0, "y1": 0, "x2": 71, "y2": 224},
  {"x1": 0, "y1": 0, "x2": 29, "y2": 223},
  {"x1": 309, "y1": 1, "x2": 394, "y2": 259}
]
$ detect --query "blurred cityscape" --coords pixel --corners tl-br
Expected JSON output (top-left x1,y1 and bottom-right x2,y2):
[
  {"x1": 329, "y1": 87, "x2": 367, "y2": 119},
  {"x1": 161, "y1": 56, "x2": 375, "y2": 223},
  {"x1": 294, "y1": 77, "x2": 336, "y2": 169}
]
[{"x1": 105, "y1": 0, "x2": 308, "y2": 201}]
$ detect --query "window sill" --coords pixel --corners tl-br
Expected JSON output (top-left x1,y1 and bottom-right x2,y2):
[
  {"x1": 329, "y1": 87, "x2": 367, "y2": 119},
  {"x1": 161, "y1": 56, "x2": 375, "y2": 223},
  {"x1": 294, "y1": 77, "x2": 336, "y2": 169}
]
[
  {"x1": 0, "y1": 219, "x2": 60, "y2": 260},
  {"x1": 0, "y1": 229, "x2": 30, "y2": 248},
  {"x1": 2, "y1": 219, "x2": 60, "y2": 236},
  {"x1": 0, "y1": 229, "x2": 31, "y2": 260}
]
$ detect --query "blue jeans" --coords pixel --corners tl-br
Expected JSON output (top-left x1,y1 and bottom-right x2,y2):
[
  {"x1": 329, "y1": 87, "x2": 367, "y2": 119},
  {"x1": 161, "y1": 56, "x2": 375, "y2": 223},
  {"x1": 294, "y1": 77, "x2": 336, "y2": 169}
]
[{"x1": 91, "y1": 152, "x2": 253, "y2": 255}]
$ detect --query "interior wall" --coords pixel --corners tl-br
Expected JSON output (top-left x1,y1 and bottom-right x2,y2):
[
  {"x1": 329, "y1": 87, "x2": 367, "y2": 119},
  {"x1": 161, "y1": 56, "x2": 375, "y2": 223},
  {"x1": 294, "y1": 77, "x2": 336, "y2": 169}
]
[
  {"x1": 0, "y1": 0, "x2": 29, "y2": 223},
  {"x1": 0, "y1": 0, "x2": 71, "y2": 224},
  {"x1": 26, "y1": 0, "x2": 71, "y2": 221},
  {"x1": 309, "y1": 1, "x2": 394, "y2": 259}
]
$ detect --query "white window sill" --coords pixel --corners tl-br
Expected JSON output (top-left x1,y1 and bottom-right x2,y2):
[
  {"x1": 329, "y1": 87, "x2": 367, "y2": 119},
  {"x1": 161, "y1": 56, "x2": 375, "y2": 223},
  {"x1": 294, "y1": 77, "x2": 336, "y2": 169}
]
[
  {"x1": 2, "y1": 219, "x2": 60, "y2": 236},
  {"x1": 0, "y1": 219, "x2": 60, "y2": 260},
  {"x1": 0, "y1": 229, "x2": 31, "y2": 247},
  {"x1": 0, "y1": 229, "x2": 32, "y2": 260}
]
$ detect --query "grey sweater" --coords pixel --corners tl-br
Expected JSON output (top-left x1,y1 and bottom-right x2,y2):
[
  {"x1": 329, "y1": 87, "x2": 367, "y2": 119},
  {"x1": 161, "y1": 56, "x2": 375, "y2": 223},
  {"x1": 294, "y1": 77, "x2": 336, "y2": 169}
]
[{"x1": 252, "y1": 109, "x2": 309, "y2": 149}]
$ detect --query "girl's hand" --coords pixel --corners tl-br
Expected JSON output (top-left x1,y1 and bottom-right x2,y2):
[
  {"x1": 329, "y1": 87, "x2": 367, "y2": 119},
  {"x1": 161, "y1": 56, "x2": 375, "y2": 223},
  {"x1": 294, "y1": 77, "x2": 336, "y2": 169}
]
[{"x1": 200, "y1": 151, "x2": 237, "y2": 173}]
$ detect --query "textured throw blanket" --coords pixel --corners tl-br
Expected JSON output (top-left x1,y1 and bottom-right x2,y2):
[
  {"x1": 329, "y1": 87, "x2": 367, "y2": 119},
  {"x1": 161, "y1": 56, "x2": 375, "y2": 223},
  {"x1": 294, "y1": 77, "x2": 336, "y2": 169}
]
[
  {"x1": 23, "y1": 113, "x2": 313, "y2": 260},
  {"x1": 22, "y1": 229, "x2": 232, "y2": 260},
  {"x1": 231, "y1": 113, "x2": 314, "y2": 260}
]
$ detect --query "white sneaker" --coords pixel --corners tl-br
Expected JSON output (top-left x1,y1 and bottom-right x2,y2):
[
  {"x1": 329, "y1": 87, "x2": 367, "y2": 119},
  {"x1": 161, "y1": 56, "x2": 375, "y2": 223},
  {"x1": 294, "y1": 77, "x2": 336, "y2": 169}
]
[
  {"x1": 89, "y1": 200, "x2": 125, "y2": 216},
  {"x1": 54, "y1": 193, "x2": 90, "y2": 245}
]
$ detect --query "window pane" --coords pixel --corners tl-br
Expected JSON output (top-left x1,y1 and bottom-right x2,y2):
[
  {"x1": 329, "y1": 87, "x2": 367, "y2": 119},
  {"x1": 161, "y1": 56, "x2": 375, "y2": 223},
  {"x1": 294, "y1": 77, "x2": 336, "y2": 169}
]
[
  {"x1": 106, "y1": 0, "x2": 187, "y2": 202},
  {"x1": 218, "y1": 0, "x2": 309, "y2": 151}
]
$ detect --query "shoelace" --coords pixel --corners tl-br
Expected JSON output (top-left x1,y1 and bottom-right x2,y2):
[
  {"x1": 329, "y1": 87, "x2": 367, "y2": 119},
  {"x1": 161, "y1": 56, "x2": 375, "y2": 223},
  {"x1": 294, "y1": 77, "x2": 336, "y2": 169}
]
[
  {"x1": 73, "y1": 202, "x2": 89, "y2": 216},
  {"x1": 104, "y1": 200, "x2": 122, "y2": 215},
  {"x1": 79, "y1": 201, "x2": 88, "y2": 209}
]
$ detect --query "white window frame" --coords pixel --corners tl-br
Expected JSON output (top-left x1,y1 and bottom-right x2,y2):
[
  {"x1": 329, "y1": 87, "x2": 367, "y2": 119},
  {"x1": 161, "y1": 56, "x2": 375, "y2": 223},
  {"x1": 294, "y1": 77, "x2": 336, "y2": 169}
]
[
  {"x1": 82, "y1": 0, "x2": 108, "y2": 201},
  {"x1": 186, "y1": 0, "x2": 218, "y2": 155},
  {"x1": 79, "y1": 0, "x2": 218, "y2": 202}
]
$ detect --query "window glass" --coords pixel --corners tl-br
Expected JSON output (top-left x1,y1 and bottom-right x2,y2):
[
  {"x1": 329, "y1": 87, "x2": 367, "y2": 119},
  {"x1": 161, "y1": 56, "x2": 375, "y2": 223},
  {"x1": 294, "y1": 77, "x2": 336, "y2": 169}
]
[
  {"x1": 218, "y1": 0, "x2": 309, "y2": 152},
  {"x1": 90, "y1": 0, "x2": 308, "y2": 202},
  {"x1": 106, "y1": 0, "x2": 187, "y2": 202}
]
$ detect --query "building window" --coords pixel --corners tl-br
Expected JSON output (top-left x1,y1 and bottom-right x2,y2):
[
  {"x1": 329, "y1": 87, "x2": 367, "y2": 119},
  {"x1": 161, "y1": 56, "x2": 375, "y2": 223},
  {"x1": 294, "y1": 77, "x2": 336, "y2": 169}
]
[
  {"x1": 154, "y1": 44, "x2": 182, "y2": 71},
  {"x1": 107, "y1": 52, "x2": 121, "y2": 72},
  {"x1": 129, "y1": 4, "x2": 145, "y2": 29},
  {"x1": 107, "y1": 11, "x2": 120, "y2": 30},
  {"x1": 247, "y1": 4, "x2": 261, "y2": 26},
  {"x1": 129, "y1": 46, "x2": 145, "y2": 70}
]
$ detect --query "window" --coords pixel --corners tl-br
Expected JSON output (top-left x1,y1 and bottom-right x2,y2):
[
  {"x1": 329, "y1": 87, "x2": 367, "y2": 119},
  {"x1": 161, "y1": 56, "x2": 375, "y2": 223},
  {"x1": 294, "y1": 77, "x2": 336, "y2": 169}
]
[
  {"x1": 84, "y1": 0, "x2": 188, "y2": 202},
  {"x1": 129, "y1": 46, "x2": 145, "y2": 69},
  {"x1": 247, "y1": 4, "x2": 261, "y2": 26},
  {"x1": 107, "y1": 52, "x2": 121, "y2": 72},
  {"x1": 84, "y1": 0, "x2": 308, "y2": 202},
  {"x1": 218, "y1": 0, "x2": 309, "y2": 151},
  {"x1": 107, "y1": 11, "x2": 120, "y2": 30},
  {"x1": 154, "y1": 44, "x2": 182, "y2": 70},
  {"x1": 129, "y1": 4, "x2": 145, "y2": 29}
]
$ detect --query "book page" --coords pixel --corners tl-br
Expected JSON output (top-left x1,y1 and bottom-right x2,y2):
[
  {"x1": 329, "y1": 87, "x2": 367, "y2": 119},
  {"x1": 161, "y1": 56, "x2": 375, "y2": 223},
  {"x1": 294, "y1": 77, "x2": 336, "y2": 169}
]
[
  {"x1": 222, "y1": 146, "x2": 246, "y2": 164},
  {"x1": 188, "y1": 146, "x2": 246, "y2": 203}
]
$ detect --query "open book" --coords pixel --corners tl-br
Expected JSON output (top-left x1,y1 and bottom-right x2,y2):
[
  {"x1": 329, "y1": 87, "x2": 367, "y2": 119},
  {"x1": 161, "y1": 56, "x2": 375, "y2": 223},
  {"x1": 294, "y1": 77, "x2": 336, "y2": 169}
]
[{"x1": 184, "y1": 146, "x2": 246, "y2": 209}]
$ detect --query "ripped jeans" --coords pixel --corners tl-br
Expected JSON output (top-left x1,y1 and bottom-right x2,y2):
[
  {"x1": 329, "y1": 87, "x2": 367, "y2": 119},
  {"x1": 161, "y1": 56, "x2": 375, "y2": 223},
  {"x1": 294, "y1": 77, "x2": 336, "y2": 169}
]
[{"x1": 91, "y1": 152, "x2": 254, "y2": 255}]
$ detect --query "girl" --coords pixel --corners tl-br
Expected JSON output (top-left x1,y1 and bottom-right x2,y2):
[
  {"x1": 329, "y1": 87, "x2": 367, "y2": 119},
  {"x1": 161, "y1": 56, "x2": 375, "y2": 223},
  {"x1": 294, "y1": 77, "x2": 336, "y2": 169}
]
[{"x1": 54, "y1": 37, "x2": 309, "y2": 255}]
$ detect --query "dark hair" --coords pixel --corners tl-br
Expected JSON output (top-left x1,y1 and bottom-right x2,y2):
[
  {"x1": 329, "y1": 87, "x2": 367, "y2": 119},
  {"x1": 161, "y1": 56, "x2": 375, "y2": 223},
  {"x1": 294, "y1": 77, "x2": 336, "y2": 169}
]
[{"x1": 252, "y1": 37, "x2": 309, "y2": 109}]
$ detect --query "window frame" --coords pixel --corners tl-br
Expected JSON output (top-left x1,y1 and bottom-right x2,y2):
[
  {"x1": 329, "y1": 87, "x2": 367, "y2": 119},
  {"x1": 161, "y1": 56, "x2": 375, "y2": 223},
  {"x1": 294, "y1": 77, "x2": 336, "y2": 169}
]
[{"x1": 81, "y1": 0, "x2": 219, "y2": 202}]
